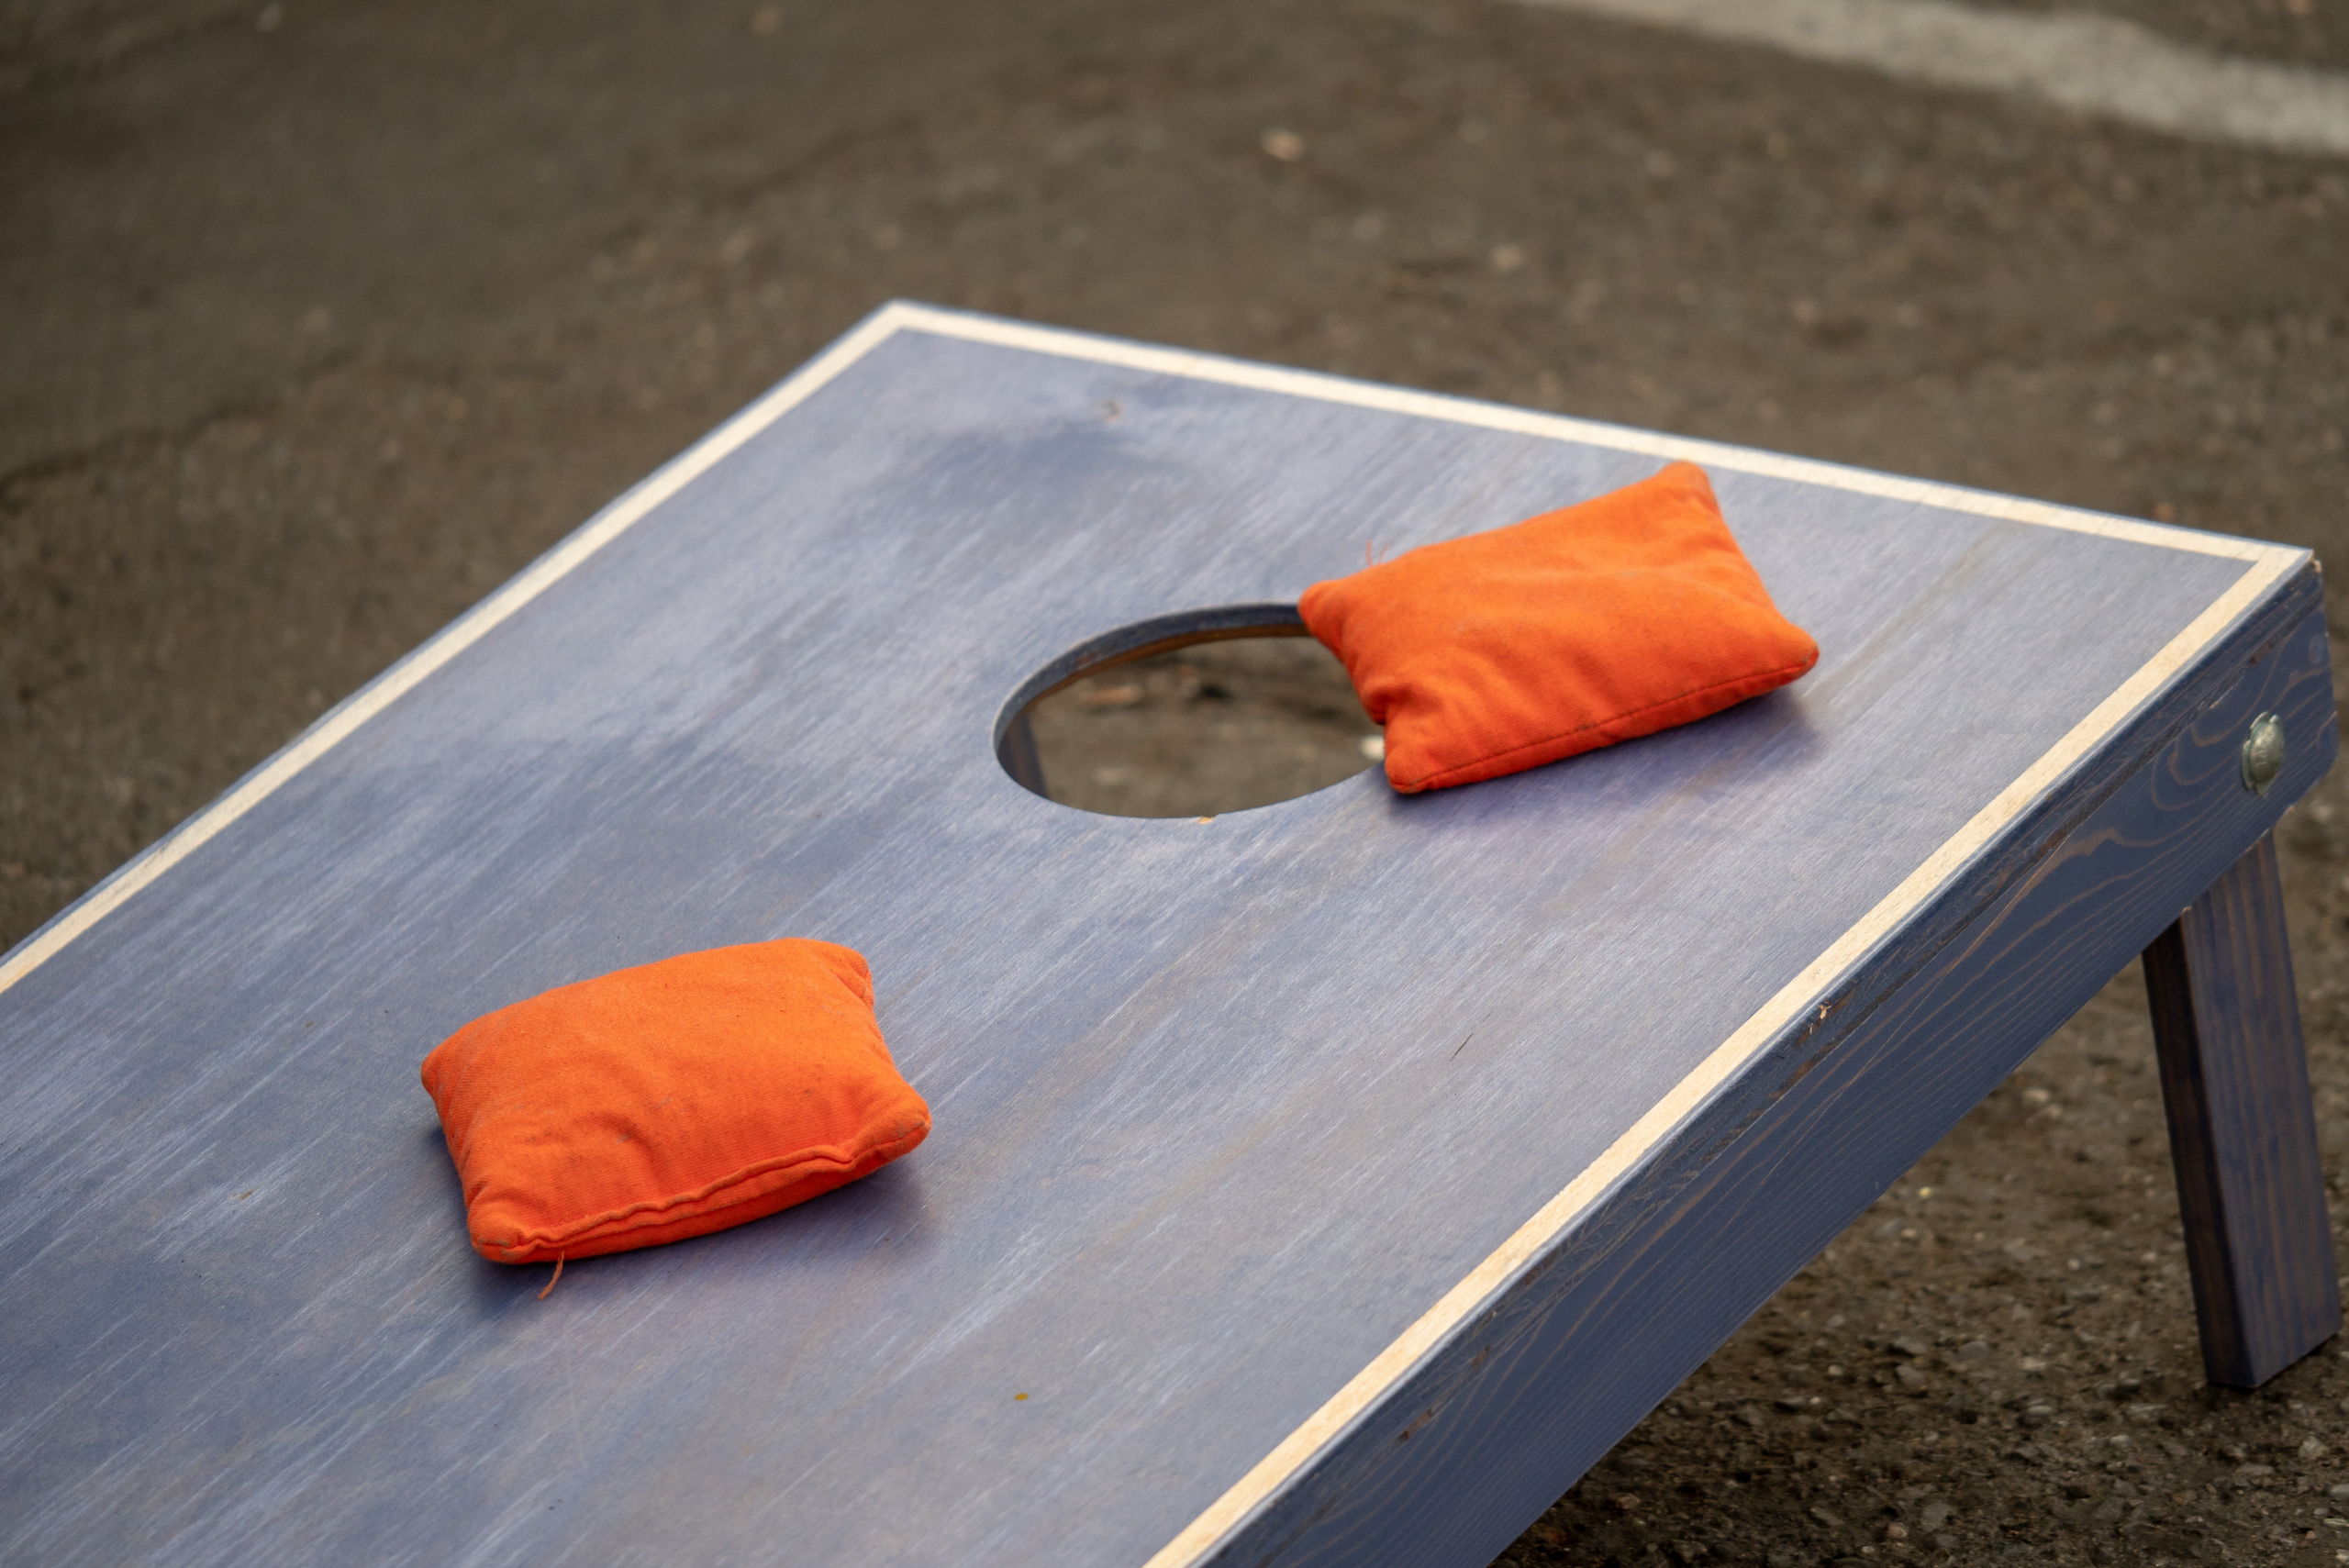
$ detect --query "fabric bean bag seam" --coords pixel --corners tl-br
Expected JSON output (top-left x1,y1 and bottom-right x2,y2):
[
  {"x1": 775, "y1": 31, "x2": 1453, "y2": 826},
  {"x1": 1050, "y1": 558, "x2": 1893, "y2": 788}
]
[
  {"x1": 1394, "y1": 652, "x2": 1819, "y2": 791},
  {"x1": 491, "y1": 1116, "x2": 928, "y2": 1255}
]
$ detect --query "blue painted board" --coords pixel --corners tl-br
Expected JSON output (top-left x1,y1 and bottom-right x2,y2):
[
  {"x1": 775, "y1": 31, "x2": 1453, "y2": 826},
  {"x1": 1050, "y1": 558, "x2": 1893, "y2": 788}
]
[
  {"x1": 0, "y1": 304, "x2": 2325, "y2": 1568},
  {"x1": 1257, "y1": 584, "x2": 2334, "y2": 1568}
]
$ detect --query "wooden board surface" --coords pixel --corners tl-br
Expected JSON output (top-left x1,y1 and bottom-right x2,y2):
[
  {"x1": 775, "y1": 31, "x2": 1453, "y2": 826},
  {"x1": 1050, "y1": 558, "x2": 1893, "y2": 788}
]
[{"x1": 0, "y1": 304, "x2": 2327, "y2": 1568}]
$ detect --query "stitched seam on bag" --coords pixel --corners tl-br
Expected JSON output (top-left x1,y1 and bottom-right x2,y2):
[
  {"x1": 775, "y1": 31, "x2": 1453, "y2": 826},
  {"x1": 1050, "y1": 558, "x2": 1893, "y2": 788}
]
[
  {"x1": 499, "y1": 1120, "x2": 925, "y2": 1251},
  {"x1": 1397, "y1": 655, "x2": 1817, "y2": 791},
  {"x1": 526, "y1": 1150, "x2": 855, "y2": 1249}
]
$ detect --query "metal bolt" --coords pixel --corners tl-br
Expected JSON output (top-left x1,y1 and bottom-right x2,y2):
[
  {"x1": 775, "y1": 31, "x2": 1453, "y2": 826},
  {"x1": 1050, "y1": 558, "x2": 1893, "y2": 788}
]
[{"x1": 2241, "y1": 713, "x2": 2285, "y2": 795}]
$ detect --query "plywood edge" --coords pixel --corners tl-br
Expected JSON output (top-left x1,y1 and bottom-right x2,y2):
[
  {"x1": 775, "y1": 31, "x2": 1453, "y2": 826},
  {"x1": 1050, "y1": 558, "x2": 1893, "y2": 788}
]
[
  {"x1": 1136, "y1": 553, "x2": 2310, "y2": 1568},
  {"x1": 0, "y1": 303, "x2": 930, "y2": 999},
  {"x1": 1219, "y1": 570, "x2": 2335, "y2": 1568},
  {"x1": 882, "y1": 303, "x2": 2299, "y2": 567},
  {"x1": 3, "y1": 302, "x2": 2302, "y2": 996}
]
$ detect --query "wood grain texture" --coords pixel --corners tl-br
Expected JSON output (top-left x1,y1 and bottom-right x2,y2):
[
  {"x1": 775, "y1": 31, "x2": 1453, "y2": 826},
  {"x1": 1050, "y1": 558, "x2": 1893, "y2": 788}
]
[
  {"x1": 0, "y1": 307, "x2": 2324, "y2": 1568},
  {"x1": 2144, "y1": 832, "x2": 2341, "y2": 1388},
  {"x1": 1222, "y1": 582, "x2": 2335, "y2": 1568}
]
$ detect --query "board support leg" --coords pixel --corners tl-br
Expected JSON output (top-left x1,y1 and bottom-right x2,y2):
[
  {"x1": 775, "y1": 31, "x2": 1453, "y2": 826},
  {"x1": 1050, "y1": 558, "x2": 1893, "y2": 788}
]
[{"x1": 2142, "y1": 831, "x2": 2340, "y2": 1388}]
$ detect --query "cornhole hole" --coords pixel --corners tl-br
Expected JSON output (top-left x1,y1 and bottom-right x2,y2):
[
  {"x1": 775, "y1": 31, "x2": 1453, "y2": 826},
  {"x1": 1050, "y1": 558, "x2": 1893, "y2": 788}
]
[{"x1": 1, "y1": 303, "x2": 2333, "y2": 1568}]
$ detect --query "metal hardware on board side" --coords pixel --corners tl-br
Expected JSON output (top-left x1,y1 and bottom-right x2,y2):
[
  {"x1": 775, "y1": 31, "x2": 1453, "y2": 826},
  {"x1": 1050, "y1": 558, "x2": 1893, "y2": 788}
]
[{"x1": 2242, "y1": 713, "x2": 2285, "y2": 795}]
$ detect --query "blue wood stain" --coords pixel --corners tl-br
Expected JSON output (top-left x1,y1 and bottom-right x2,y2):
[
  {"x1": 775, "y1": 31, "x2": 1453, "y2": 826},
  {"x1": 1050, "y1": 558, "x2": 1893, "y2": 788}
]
[{"x1": 0, "y1": 308, "x2": 2326, "y2": 1567}]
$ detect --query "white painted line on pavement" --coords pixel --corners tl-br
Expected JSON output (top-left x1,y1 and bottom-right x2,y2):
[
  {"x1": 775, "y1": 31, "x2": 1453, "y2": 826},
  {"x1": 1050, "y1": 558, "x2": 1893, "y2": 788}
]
[{"x1": 1508, "y1": 0, "x2": 2349, "y2": 159}]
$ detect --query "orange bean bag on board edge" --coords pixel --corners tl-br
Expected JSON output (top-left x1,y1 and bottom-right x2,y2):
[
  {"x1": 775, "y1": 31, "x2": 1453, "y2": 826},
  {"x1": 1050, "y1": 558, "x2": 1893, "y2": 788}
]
[
  {"x1": 1299, "y1": 462, "x2": 1819, "y2": 794},
  {"x1": 420, "y1": 939, "x2": 930, "y2": 1268}
]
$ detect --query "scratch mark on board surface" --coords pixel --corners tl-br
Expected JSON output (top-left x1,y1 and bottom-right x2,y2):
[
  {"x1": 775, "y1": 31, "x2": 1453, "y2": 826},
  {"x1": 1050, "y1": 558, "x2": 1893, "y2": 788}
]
[{"x1": 1452, "y1": 1032, "x2": 1475, "y2": 1060}]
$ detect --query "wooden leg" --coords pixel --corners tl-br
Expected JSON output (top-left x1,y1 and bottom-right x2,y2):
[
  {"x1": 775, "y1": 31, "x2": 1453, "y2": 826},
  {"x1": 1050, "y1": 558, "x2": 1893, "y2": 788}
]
[{"x1": 2142, "y1": 831, "x2": 2340, "y2": 1388}]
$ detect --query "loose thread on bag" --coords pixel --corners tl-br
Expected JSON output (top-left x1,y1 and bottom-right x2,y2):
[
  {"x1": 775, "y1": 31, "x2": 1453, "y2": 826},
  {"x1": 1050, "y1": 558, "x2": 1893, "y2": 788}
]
[{"x1": 539, "y1": 1254, "x2": 565, "y2": 1301}]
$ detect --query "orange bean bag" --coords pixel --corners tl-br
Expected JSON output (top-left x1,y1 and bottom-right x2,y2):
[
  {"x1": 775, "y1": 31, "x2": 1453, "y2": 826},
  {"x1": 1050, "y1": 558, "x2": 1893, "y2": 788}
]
[
  {"x1": 1299, "y1": 462, "x2": 1818, "y2": 794},
  {"x1": 420, "y1": 939, "x2": 930, "y2": 1265}
]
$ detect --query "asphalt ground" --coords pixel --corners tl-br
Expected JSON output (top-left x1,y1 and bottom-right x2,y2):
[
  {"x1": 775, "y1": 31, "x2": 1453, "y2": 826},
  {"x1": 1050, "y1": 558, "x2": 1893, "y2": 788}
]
[{"x1": 6, "y1": 2, "x2": 2349, "y2": 1563}]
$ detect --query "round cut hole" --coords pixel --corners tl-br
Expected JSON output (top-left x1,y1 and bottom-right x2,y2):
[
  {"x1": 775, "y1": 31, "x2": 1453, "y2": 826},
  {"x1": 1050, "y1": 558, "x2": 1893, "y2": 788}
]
[{"x1": 997, "y1": 609, "x2": 1380, "y2": 817}]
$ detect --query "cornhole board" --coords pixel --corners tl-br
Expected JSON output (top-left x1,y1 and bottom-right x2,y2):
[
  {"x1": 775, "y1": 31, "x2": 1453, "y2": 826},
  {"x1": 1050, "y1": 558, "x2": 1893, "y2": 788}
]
[{"x1": 1, "y1": 302, "x2": 2336, "y2": 1568}]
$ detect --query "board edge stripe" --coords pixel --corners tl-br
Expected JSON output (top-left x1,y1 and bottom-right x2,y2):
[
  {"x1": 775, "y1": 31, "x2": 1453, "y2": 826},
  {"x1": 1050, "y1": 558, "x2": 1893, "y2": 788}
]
[
  {"x1": 1135, "y1": 547, "x2": 2297, "y2": 1568},
  {"x1": 887, "y1": 303, "x2": 2282, "y2": 564},
  {"x1": 0, "y1": 303, "x2": 926, "y2": 999}
]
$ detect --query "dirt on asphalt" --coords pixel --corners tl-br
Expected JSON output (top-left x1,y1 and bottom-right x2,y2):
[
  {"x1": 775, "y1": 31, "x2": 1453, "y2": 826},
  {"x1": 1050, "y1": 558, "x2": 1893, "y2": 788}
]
[
  {"x1": 1025, "y1": 638, "x2": 1381, "y2": 818},
  {"x1": 6, "y1": 2, "x2": 2349, "y2": 1563}
]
